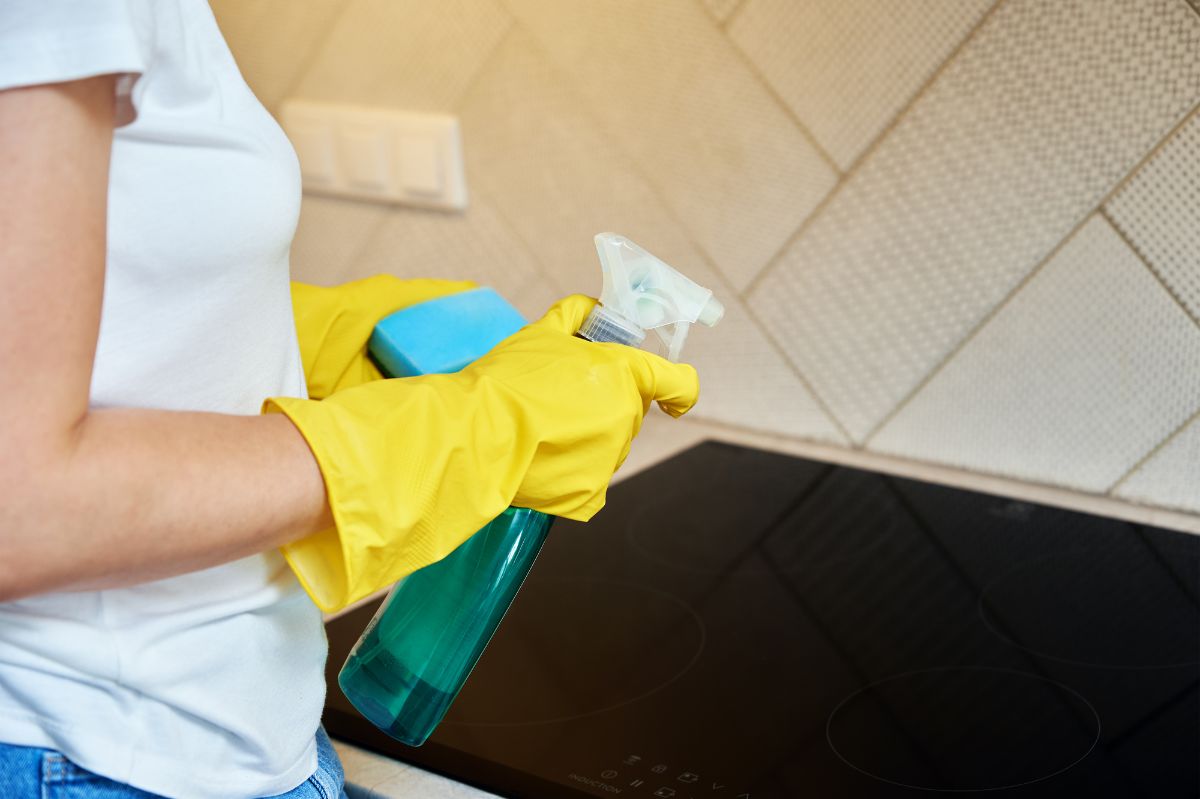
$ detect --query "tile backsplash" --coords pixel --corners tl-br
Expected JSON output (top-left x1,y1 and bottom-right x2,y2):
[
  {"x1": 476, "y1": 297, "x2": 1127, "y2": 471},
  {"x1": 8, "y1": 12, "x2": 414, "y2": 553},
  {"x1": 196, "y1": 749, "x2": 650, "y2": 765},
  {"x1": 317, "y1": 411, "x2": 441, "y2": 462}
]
[{"x1": 212, "y1": 0, "x2": 1200, "y2": 516}]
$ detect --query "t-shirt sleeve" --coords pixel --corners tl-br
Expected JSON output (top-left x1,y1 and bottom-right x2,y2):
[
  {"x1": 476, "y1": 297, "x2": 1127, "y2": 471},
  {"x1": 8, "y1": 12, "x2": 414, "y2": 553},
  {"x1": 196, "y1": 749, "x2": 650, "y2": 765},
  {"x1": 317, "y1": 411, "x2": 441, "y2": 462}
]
[{"x1": 0, "y1": 0, "x2": 152, "y2": 126}]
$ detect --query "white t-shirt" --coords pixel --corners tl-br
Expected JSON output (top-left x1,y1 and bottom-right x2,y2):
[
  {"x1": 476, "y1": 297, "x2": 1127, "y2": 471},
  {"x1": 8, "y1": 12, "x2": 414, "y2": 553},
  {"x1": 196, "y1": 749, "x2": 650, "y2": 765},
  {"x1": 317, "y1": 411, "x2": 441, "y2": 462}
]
[{"x1": 0, "y1": 2, "x2": 327, "y2": 798}]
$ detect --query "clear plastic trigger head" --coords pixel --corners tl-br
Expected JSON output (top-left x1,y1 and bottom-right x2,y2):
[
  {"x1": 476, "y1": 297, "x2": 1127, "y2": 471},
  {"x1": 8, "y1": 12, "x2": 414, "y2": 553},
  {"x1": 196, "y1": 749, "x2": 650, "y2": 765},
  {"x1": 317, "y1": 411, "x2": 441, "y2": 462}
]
[{"x1": 587, "y1": 233, "x2": 724, "y2": 362}]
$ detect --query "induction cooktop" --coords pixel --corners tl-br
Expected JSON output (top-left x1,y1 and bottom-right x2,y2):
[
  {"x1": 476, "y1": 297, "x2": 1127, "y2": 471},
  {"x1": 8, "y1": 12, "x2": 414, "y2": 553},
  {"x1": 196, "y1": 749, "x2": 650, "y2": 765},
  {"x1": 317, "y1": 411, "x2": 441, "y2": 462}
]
[{"x1": 323, "y1": 441, "x2": 1200, "y2": 798}]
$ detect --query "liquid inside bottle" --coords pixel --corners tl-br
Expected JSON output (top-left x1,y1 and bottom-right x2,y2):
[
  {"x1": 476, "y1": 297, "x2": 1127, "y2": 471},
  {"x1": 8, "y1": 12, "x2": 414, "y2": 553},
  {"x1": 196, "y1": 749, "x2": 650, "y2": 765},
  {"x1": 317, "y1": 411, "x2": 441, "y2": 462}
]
[{"x1": 338, "y1": 507, "x2": 553, "y2": 745}]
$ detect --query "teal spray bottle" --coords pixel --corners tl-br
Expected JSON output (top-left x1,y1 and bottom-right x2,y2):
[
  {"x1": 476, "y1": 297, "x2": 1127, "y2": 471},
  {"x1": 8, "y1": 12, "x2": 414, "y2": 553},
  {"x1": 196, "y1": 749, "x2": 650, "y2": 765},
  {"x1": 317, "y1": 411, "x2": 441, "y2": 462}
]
[{"x1": 337, "y1": 233, "x2": 724, "y2": 746}]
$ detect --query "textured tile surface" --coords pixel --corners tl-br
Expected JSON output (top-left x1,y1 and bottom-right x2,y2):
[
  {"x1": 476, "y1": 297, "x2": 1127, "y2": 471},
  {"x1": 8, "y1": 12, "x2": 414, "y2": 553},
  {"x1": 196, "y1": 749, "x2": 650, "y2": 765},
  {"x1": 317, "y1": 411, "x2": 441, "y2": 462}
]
[
  {"x1": 730, "y1": 0, "x2": 993, "y2": 170},
  {"x1": 227, "y1": 0, "x2": 1200, "y2": 521},
  {"x1": 503, "y1": 0, "x2": 839, "y2": 292},
  {"x1": 871, "y1": 217, "x2": 1200, "y2": 492},
  {"x1": 1115, "y1": 415, "x2": 1200, "y2": 513},
  {"x1": 458, "y1": 31, "x2": 846, "y2": 441},
  {"x1": 347, "y1": 195, "x2": 558, "y2": 322},
  {"x1": 700, "y1": 0, "x2": 744, "y2": 23},
  {"x1": 293, "y1": 0, "x2": 511, "y2": 111},
  {"x1": 748, "y1": 0, "x2": 1200, "y2": 442},
  {"x1": 288, "y1": 196, "x2": 387, "y2": 285},
  {"x1": 210, "y1": 0, "x2": 347, "y2": 111},
  {"x1": 1106, "y1": 111, "x2": 1200, "y2": 324}
]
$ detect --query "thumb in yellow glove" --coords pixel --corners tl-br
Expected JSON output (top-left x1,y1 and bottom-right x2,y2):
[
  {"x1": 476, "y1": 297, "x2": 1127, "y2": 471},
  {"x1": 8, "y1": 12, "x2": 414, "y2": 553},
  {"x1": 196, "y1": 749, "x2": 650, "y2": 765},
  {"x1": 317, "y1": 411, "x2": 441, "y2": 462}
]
[
  {"x1": 291, "y1": 275, "x2": 476, "y2": 399},
  {"x1": 266, "y1": 295, "x2": 699, "y2": 612}
]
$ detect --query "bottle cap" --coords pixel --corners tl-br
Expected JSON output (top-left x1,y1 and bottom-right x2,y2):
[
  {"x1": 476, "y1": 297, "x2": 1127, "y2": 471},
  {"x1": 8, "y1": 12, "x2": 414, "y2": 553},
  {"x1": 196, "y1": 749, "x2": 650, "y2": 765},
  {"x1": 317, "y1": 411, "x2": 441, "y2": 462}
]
[
  {"x1": 577, "y1": 304, "x2": 647, "y2": 347},
  {"x1": 592, "y1": 233, "x2": 723, "y2": 361}
]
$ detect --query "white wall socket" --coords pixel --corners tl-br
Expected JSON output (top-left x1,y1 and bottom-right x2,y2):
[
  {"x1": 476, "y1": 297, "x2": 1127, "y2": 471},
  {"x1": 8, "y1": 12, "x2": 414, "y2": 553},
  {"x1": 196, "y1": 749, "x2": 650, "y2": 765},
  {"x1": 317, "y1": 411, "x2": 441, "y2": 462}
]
[{"x1": 279, "y1": 99, "x2": 468, "y2": 211}]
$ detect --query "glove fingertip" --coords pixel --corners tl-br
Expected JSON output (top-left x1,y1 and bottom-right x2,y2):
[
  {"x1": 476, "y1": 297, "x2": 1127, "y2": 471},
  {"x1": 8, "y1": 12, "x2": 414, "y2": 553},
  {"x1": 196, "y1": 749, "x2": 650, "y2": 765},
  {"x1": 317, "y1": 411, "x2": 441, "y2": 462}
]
[
  {"x1": 636, "y1": 354, "x2": 699, "y2": 418},
  {"x1": 534, "y1": 295, "x2": 598, "y2": 335},
  {"x1": 658, "y1": 399, "x2": 693, "y2": 419}
]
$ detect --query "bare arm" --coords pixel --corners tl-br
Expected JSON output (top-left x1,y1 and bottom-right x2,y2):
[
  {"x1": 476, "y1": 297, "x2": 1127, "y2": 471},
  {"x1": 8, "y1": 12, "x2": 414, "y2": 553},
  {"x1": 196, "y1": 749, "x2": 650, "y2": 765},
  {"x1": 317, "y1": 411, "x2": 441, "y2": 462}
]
[{"x1": 0, "y1": 76, "x2": 332, "y2": 600}]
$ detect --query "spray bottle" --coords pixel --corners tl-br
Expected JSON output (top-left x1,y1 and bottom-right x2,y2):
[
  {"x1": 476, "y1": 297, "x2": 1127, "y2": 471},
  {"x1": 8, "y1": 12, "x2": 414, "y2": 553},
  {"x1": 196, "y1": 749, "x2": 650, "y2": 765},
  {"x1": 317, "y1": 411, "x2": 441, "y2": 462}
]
[{"x1": 337, "y1": 233, "x2": 724, "y2": 746}]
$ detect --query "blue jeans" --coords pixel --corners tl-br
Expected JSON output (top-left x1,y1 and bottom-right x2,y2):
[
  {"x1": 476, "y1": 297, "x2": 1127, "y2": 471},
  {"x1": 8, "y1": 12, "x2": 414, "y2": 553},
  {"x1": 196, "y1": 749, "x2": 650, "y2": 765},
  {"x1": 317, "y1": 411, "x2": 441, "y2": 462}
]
[{"x1": 0, "y1": 727, "x2": 348, "y2": 799}]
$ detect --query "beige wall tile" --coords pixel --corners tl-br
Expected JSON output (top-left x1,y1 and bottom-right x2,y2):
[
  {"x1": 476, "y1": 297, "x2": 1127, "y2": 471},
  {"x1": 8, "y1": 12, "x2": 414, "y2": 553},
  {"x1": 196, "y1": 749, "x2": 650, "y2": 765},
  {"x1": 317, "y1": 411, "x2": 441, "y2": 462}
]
[
  {"x1": 700, "y1": 0, "x2": 744, "y2": 24},
  {"x1": 1115, "y1": 415, "x2": 1200, "y2": 514},
  {"x1": 1106, "y1": 111, "x2": 1200, "y2": 324},
  {"x1": 458, "y1": 31, "x2": 845, "y2": 441},
  {"x1": 293, "y1": 0, "x2": 511, "y2": 111},
  {"x1": 503, "y1": 0, "x2": 838, "y2": 292},
  {"x1": 210, "y1": 0, "x2": 348, "y2": 112},
  {"x1": 346, "y1": 195, "x2": 556, "y2": 322},
  {"x1": 748, "y1": 0, "x2": 1200, "y2": 442},
  {"x1": 288, "y1": 195, "x2": 387, "y2": 285},
  {"x1": 870, "y1": 217, "x2": 1200, "y2": 493},
  {"x1": 730, "y1": 0, "x2": 993, "y2": 170},
  {"x1": 249, "y1": 0, "x2": 1200, "y2": 522}
]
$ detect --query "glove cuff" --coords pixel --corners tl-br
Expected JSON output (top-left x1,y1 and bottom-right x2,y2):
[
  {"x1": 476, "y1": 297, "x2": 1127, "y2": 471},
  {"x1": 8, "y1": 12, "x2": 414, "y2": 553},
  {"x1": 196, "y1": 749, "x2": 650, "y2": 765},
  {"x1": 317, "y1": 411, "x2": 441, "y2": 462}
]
[{"x1": 264, "y1": 385, "x2": 521, "y2": 612}]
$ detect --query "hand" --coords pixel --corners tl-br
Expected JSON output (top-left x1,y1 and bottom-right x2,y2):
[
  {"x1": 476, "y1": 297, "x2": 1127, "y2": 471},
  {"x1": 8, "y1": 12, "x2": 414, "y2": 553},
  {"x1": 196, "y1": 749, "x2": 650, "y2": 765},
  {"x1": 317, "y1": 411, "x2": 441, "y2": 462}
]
[
  {"x1": 465, "y1": 294, "x2": 698, "y2": 511},
  {"x1": 266, "y1": 294, "x2": 699, "y2": 611},
  {"x1": 291, "y1": 275, "x2": 475, "y2": 398}
]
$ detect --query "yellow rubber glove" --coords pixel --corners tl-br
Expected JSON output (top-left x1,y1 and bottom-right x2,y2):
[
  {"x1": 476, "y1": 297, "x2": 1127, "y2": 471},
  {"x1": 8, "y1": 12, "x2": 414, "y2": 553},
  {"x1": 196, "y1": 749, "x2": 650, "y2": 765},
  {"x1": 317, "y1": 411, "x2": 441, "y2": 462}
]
[
  {"x1": 266, "y1": 295, "x2": 699, "y2": 612},
  {"x1": 291, "y1": 275, "x2": 476, "y2": 399}
]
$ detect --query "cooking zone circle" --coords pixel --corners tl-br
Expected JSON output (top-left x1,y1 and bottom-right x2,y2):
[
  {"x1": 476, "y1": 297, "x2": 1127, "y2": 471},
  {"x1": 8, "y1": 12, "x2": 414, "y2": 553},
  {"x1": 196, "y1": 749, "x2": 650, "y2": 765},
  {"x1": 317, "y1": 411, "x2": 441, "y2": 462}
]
[
  {"x1": 440, "y1": 577, "x2": 706, "y2": 727},
  {"x1": 979, "y1": 546, "x2": 1200, "y2": 669},
  {"x1": 826, "y1": 667, "x2": 1101, "y2": 792}
]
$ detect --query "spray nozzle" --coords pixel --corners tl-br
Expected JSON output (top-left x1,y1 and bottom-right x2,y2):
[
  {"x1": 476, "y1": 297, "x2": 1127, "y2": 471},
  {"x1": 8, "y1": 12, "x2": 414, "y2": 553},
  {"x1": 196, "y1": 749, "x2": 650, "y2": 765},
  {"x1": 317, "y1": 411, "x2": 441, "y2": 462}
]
[{"x1": 576, "y1": 233, "x2": 724, "y2": 361}]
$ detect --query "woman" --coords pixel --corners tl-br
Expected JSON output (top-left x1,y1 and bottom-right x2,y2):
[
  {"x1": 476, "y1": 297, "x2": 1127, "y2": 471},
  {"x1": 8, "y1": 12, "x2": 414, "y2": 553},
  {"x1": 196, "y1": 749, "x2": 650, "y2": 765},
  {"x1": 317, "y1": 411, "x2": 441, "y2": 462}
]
[{"x1": 0, "y1": 3, "x2": 698, "y2": 797}]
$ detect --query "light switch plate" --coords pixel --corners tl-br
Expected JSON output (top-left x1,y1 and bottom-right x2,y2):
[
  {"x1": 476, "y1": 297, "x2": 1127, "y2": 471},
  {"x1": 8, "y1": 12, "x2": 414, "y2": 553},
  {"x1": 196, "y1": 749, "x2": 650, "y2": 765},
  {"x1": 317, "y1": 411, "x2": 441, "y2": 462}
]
[{"x1": 280, "y1": 100, "x2": 468, "y2": 211}]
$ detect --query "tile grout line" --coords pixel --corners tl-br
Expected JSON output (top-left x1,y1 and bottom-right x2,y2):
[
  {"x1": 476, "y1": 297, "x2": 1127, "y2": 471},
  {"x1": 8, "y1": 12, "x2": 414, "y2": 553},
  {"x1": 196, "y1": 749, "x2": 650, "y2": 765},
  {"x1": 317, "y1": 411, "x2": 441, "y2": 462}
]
[
  {"x1": 1095, "y1": 200, "x2": 1200, "y2": 494},
  {"x1": 859, "y1": 212, "x2": 1090, "y2": 446},
  {"x1": 470, "y1": 9, "x2": 857, "y2": 441},
  {"x1": 859, "y1": 98, "x2": 1200, "y2": 446},
  {"x1": 1106, "y1": 405, "x2": 1200, "y2": 496},
  {"x1": 721, "y1": 29, "x2": 843, "y2": 178},
  {"x1": 836, "y1": 0, "x2": 1007, "y2": 180},
  {"x1": 491, "y1": 0, "x2": 837, "y2": 432},
  {"x1": 737, "y1": 174, "x2": 845, "y2": 302},
  {"x1": 1093, "y1": 100, "x2": 1200, "y2": 220},
  {"x1": 469, "y1": 183, "x2": 575, "y2": 297},
  {"x1": 412, "y1": 14, "x2": 565, "y2": 297},
  {"x1": 448, "y1": 25, "x2": 618, "y2": 298},
  {"x1": 720, "y1": 0, "x2": 752, "y2": 29},
  {"x1": 737, "y1": 0, "x2": 1010, "y2": 301},
  {"x1": 1098, "y1": 207, "x2": 1200, "y2": 332},
  {"x1": 305, "y1": 13, "x2": 519, "y2": 285},
  {"x1": 747, "y1": 302, "x2": 858, "y2": 444},
  {"x1": 621, "y1": 156, "x2": 861, "y2": 442},
  {"x1": 474, "y1": 168, "x2": 849, "y2": 443},
  {"x1": 607, "y1": 142, "x2": 858, "y2": 442},
  {"x1": 476, "y1": 103, "x2": 858, "y2": 443},
  {"x1": 279, "y1": 1, "x2": 514, "y2": 115},
  {"x1": 632, "y1": 176, "x2": 858, "y2": 443},
  {"x1": 447, "y1": 15, "x2": 518, "y2": 117}
]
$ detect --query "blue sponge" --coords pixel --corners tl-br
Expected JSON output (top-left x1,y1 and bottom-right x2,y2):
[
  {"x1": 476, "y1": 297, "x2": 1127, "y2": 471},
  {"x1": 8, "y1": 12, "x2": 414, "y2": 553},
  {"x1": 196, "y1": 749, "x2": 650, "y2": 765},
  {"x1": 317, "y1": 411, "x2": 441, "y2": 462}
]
[{"x1": 368, "y1": 287, "x2": 528, "y2": 377}]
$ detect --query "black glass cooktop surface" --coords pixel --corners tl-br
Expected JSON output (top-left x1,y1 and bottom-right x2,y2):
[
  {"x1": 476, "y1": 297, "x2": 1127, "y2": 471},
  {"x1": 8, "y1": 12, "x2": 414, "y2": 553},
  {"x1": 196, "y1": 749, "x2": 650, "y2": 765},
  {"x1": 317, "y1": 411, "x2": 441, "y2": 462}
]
[{"x1": 324, "y1": 441, "x2": 1200, "y2": 798}]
